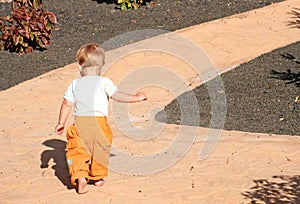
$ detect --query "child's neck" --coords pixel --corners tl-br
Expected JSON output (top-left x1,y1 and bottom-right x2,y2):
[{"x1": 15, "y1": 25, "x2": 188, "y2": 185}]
[
  {"x1": 80, "y1": 65, "x2": 102, "y2": 76},
  {"x1": 82, "y1": 73, "x2": 100, "y2": 76}
]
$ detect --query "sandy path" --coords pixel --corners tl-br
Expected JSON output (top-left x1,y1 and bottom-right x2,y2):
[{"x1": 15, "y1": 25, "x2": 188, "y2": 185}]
[{"x1": 0, "y1": 0, "x2": 299, "y2": 203}]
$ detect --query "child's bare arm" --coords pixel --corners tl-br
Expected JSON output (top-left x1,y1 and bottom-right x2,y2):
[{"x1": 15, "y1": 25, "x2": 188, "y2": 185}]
[
  {"x1": 55, "y1": 99, "x2": 73, "y2": 135},
  {"x1": 111, "y1": 91, "x2": 147, "y2": 103}
]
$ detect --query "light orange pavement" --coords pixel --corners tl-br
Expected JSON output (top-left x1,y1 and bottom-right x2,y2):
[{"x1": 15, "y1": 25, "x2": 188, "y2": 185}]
[{"x1": 0, "y1": 0, "x2": 299, "y2": 203}]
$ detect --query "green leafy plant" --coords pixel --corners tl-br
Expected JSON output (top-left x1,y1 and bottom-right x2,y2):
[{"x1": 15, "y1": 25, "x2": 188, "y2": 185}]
[
  {"x1": 118, "y1": 0, "x2": 145, "y2": 10},
  {"x1": 0, "y1": 0, "x2": 57, "y2": 54}
]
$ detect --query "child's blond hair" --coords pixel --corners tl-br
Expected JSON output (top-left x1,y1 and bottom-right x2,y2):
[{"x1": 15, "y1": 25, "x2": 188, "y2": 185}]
[{"x1": 76, "y1": 43, "x2": 105, "y2": 76}]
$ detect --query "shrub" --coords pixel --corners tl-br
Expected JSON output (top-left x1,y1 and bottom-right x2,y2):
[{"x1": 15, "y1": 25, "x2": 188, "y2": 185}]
[
  {"x1": 118, "y1": 0, "x2": 145, "y2": 10},
  {"x1": 0, "y1": 0, "x2": 57, "y2": 54}
]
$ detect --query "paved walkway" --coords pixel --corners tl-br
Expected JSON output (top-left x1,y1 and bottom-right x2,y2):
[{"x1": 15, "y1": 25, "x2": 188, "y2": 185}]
[{"x1": 0, "y1": 0, "x2": 299, "y2": 203}]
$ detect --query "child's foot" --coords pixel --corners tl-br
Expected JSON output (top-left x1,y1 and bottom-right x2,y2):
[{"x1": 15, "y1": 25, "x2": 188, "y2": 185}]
[
  {"x1": 77, "y1": 178, "x2": 89, "y2": 194},
  {"x1": 94, "y1": 179, "x2": 105, "y2": 187}
]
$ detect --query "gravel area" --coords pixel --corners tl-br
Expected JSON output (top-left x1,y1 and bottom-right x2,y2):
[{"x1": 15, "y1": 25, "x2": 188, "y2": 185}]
[
  {"x1": 156, "y1": 41, "x2": 300, "y2": 135},
  {"x1": 1, "y1": 0, "x2": 299, "y2": 135}
]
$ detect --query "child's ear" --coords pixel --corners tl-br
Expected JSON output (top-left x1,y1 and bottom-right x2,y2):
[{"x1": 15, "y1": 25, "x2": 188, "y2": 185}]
[
  {"x1": 77, "y1": 63, "x2": 82, "y2": 71},
  {"x1": 77, "y1": 63, "x2": 84, "y2": 76}
]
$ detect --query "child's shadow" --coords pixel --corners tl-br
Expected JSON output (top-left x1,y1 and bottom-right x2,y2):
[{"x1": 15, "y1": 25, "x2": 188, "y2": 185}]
[{"x1": 40, "y1": 139, "x2": 74, "y2": 189}]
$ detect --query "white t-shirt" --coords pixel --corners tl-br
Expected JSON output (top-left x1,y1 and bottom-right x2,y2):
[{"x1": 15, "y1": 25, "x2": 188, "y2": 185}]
[{"x1": 64, "y1": 76, "x2": 118, "y2": 116}]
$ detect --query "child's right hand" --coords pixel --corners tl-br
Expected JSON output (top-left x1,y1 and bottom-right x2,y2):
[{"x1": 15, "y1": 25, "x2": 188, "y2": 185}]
[{"x1": 55, "y1": 124, "x2": 65, "y2": 135}]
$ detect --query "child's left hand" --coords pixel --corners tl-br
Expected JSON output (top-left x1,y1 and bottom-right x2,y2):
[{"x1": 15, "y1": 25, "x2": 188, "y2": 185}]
[{"x1": 135, "y1": 92, "x2": 147, "y2": 101}]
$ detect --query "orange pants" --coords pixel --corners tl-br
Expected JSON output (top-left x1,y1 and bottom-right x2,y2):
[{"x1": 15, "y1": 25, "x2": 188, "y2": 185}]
[{"x1": 66, "y1": 116, "x2": 113, "y2": 186}]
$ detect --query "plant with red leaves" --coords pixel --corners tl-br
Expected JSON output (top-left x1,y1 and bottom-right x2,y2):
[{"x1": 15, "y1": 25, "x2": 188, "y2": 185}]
[{"x1": 0, "y1": 0, "x2": 57, "y2": 54}]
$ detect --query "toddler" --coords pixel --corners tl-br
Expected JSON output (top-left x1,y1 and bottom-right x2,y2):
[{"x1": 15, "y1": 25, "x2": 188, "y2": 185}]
[{"x1": 54, "y1": 43, "x2": 147, "y2": 194}]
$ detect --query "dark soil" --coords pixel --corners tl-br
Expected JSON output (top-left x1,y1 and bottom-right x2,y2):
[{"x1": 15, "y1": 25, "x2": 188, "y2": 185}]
[
  {"x1": 1, "y1": 0, "x2": 299, "y2": 135},
  {"x1": 156, "y1": 41, "x2": 300, "y2": 135}
]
